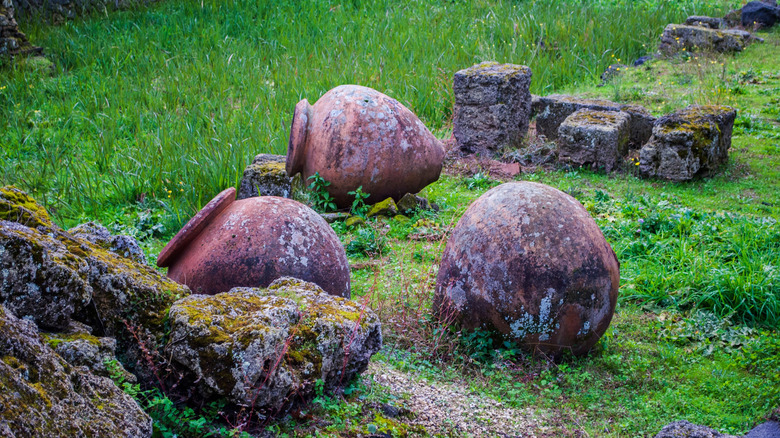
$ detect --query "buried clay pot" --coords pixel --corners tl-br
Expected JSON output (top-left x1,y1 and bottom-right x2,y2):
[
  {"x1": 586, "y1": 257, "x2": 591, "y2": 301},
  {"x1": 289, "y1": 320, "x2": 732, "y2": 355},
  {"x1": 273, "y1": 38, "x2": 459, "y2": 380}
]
[
  {"x1": 157, "y1": 188, "x2": 350, "y2": 298},
  {"x1": 433, "y1": 182, "x2": 619, "y2": 356},
  {"x1": 286, "y1": 85, "x2": 445, "y2": 208}
]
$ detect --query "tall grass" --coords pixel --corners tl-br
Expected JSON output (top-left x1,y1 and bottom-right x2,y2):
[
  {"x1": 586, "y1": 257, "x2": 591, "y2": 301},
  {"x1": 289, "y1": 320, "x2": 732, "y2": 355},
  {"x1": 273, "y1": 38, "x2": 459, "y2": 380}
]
[{"x1": 1, "y1": 0, "x2": 735, "y2": 223}]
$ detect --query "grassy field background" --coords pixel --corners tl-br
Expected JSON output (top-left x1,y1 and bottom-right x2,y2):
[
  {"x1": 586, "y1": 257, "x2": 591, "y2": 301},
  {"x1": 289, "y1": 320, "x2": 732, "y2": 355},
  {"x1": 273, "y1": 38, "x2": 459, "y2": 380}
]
[{"x1": 2, "y1": 0, "x2": 733, "y2": 224}]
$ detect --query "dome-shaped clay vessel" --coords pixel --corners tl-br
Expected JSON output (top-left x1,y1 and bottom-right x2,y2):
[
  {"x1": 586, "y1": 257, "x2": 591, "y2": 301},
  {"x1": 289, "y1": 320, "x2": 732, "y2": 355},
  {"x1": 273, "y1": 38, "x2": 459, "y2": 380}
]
[
  {"x1": 433, "y1": 182, "x2": 619, "y2": 356},
  {"x1": 157, "y1": 188, "x2": 350, "y2": 298},
  {"x1": 287, "y1": 85, "x2": 445, "y2": 208}
]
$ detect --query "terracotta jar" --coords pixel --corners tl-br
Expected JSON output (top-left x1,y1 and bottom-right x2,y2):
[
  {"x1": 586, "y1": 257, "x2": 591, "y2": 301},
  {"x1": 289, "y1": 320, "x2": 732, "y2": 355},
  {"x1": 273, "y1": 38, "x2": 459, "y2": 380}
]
[
  {"x1": 286, "y1": 85, "x2": 446, "y2": 208},
  {"x1": 157, "y1": 188, "x2": 350, "y2": 298},
  {"x1": 433, "y1": 182, "x2": 619, "y2": 356}
]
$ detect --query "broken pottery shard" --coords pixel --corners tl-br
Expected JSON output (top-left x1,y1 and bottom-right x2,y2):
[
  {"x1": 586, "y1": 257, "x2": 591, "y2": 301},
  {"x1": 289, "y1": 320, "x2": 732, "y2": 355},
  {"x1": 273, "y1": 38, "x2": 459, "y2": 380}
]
[
  {"x1": 158, "y1": 187, "x2": 351, "y2": 298},
  {"x1": 286, "y1": 85, "x2": 445, "y2": 208},
  {"x1": 453, "y1": 62, "x2": 533, "y2": 156},
  {"x1": 165, "y1": 277, "x2": 382, "y2": 413},
  {"x1": 557, "y1": 109, "x2": 631, "y2": 172},
  {"x1": 433, "y1": 182, "x2": 619, "y2": 356},
  {"x1": 639, "y1": 105, "x2": 736, "y2": 181}
]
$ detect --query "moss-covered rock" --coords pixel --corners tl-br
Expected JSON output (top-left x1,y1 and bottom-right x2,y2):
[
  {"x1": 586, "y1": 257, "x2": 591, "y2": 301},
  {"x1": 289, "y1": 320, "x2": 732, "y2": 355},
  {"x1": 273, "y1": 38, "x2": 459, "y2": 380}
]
[
  {"x1": 366, "y1": 197, "x2": 398, "y2": 218},
  {"x1": 237, "y1": 154, "x2": 293, "y2": 199},
  {"x1": 0, "y1": 187, "x2": 189, "y2": 382},
  {"x1": 41, "y1": 323, "x2": 135, "y2": 383},
  {"x1": 0, "y1": 1, "x2": 42, "y2": 59},
  {"x1": 639, "y1": 105, "x2": 737, "y2": 181},
  {"x1": 557, "y1": 109, "x2": 631, "y2": 172},
  {"x1": 345, "y1": 215, "x2": 366, "y2": 227},
  {"x1": 68, "y1": 221, "x2": 146, "y2": 265},
  {"x1": 397, "y1": 193, "x2": 432, "y2": 214},
  {"x1": 0, "y1": 305, "x2": 152, "y2": 437},
  {"x1": 658, "y1": 24, "x2": 754, "y2": 56},
  {"x1": 165, "y1": 277, "x2": 382, "y2": 414}
]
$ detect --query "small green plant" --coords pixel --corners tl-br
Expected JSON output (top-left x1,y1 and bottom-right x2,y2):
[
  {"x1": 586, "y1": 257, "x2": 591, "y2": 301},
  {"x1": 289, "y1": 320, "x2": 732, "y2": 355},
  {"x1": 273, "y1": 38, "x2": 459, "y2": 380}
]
[
  {"x1": 307, "y1": 172, "x2": 338, "y2": 212},
  {"x1": 345, "y1": 226, "x2": 387, "y2": 257},
  {"x1": 348, "y1": 185, "x2": 370, "y2": 217},
  {"x1": 464, "y1": 172, "x2": 497, "y2": 190}
]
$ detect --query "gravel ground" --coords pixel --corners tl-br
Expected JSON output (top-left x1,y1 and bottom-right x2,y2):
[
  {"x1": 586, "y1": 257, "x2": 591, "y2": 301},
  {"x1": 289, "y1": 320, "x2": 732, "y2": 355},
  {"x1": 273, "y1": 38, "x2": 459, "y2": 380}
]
[{"x1": 366, "y1": 361, "x2": 551, "y2": 437}]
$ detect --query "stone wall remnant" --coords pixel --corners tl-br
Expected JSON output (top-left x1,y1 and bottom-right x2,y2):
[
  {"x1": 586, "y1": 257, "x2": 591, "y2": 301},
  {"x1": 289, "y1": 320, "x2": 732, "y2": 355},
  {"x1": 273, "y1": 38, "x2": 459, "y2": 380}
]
[
  {"x1": 452, "y1": 62, "x2": 533, "y2": 156},
  {"x1": 639, "y1": 105, "x2": 737, "y2": 181},
  {"x1": 659, "y1": 24, "x2": 754, "y2": 55},
  {"x1": 557, "y1": 109, "x2": 631, "y2": 172},
  {"x1": 238, "y1": 154, "x2": 293, "y2": 199}
]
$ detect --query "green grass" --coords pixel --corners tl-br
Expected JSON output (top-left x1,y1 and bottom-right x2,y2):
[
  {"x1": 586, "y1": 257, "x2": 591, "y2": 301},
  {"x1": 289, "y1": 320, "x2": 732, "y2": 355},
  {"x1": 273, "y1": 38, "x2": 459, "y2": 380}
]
[{"x1": 1, "y1": 0, "x2": 734, "y2": 225}]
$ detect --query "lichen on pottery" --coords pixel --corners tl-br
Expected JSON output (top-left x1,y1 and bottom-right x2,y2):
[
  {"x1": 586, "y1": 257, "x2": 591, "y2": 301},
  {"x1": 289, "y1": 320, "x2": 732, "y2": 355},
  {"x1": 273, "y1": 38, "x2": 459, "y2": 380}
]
[
  {"x1": 433, "y1": 182, "x2": 619, "y2": 356},
  {"x1": 158, "y1": 187, "x2": 351, "y2": 298},
  {"x1": 286, "y1": 85, "x2": 445, "y2": 208}
]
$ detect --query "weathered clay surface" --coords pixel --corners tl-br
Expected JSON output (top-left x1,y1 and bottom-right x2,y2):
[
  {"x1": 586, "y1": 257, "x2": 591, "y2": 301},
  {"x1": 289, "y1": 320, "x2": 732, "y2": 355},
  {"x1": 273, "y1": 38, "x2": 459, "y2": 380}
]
[
  {"x1": 639, "y1": 105, "x2": 737, "y2": 181},
  {"x1": 0, "y1": 186, "x2": 189, "y2": 380},
  {"x1": 286, "y1": 85, "x2": 445, "y2": 208},
  {"x1": 659, "y1": 24, "x2": 753, "y2": 55},
  {"x1": 0, "y1": 0, "x2": 41, "y2": 57},
  {"x1": 557, "y1": 109, "x2": 631, "y2": 172},
  {"x1": 237, "y1": 154, "x2": 293, "y2": 199},
  {"x1": 685, "y1": 15, "x2": 726, "y2": 29},
  {"x1": 533, "y1": 94, "x2": 654, "y2": 148},
  {"x1": 741, "y1": 1, "x2": 779, "y2": 28},
  {"x1": 433, "y1": 182, "x2": 619, "y2": 356},
  {"x1": 452, "y1": 62, "x2": 533, "y2": 155},
  {"x1": 654, "y1": 421, "x2": 737, "y2": 438},
  {"x1": 165, "y1": 277, "x2": 382, "y2": 413},
  {"x1": 0, "y1": 305, "x2": 152, "y2": 437},
  {"x1": 69, "y1": 221, "x2": 146, "y2": 264},
  {"x1": 159, "y1": 188, "x2": 350, "y2": 298}
]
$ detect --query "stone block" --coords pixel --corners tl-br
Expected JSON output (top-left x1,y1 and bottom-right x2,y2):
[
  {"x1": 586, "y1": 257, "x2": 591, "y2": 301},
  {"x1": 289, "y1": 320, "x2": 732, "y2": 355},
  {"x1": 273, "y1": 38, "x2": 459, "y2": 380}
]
[
  {"x1": 558, "y1": 109, "x2": 631, "y2": 172},
  {"x1": 685, "y1": 15, "x2": 726, "y2": 29},
  {"x1": 237, "y1": 153, "x2": 292, "y2": 199},
  {"x1": 659, "y1": 24, "x2": 753, "y2": 55},
  {"x1": 639, "y1": 105, "x2": 737, "y2": 181},
  {"x1": 741, "y1": 1, "x2": 780, "y2": 28},
  {"x1": 453, "y1": 62, "x2": 532, "y2": 155},
  {"x1": 534, "y1": 95, "x2": 654, "y2": 147}
]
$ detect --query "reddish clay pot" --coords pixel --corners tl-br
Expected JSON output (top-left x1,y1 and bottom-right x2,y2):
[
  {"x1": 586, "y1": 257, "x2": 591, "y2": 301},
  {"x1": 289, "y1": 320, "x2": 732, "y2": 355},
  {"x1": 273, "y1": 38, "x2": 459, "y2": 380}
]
[
  {"x1": 433, "y1": 182, "x2": 619, "y2": 356},
  {"x1": 157, "y1": 188, "x2": 350, "y2": 298},
  {"x1": 287, "y1": 85, "x2": 445, "y2": 208}
]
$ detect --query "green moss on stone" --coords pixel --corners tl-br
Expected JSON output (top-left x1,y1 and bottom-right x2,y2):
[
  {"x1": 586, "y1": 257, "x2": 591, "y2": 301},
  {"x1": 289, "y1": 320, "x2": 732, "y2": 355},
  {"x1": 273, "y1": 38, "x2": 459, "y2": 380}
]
[{"x1": 0, "y1": 186, "x2": 53, "y2": 229}]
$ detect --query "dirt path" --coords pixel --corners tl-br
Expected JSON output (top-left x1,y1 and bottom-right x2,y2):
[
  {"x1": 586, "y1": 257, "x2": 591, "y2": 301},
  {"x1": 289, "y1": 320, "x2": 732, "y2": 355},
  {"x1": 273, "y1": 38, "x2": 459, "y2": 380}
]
[{"x1": 366, "y1": 361, "x2": 552, "y2": 437}]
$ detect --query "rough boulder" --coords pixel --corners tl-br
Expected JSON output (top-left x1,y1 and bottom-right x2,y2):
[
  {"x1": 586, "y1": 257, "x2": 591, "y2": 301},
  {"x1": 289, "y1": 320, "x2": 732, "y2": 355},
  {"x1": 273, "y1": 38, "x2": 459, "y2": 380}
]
[
  {"x1": 165, "y1": 277, "x2": 382, "y2": 413},
  {"x1": 0, "y1": 305, "x2": 152, "y2": 437}
]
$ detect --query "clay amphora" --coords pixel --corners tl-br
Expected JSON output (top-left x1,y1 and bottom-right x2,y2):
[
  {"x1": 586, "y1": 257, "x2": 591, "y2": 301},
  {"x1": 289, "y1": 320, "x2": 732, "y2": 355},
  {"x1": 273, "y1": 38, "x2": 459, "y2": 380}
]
[
  {"x1": 286, "y1": 85, "x2": 446, "y2": 208},
  {"x1": 433, "y1": 182, "x2": 619, "y2": 356},
  {"x1": 157, "y1": 188, "x2": 350, "y2": 298}
]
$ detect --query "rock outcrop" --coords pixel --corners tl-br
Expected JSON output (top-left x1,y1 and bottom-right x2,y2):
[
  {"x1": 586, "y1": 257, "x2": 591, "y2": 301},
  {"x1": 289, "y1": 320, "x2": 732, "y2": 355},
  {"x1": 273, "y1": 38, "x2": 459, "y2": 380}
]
[
  {"x1": 639, "y1": 105, "x2": 737, "y2": 181},
  {"x1": 0, "y1": 186, "x2": 190, "y2": 380},
  {"x1": 237, "y1": 154, "x2": 293, "y2": 199},
  {"x1": 659, "y1": 24, "x2": 753, "y2": 55},
  {"x1": 0, "y1": 0, "x2": 40, "y2": 57},
  {"x1": 453, "y1": 62, "x2": 533, "y2": 155},
  {"x1": 0, "y1": 305, "x2": 152, "y2": 437},
  {"x1": 165, "y1": 277, "x2": 382, "y2": 413},
  {"x1": 741, "y1": 1, "x2": 780, "y2": 28},
  {"x1": 557, "y1": 109, "x2": 630, "y2": 172},
  {"x1": 69, "y1": 221, "x2": 147, "y2": 265}
]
